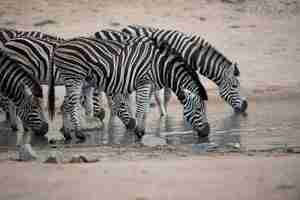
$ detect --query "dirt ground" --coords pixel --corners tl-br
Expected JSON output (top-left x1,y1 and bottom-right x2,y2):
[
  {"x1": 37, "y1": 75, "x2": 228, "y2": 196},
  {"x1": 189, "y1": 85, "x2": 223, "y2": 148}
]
[
  {"x1": 1, "y1": 154, "x2": 300, "y2": 200},
  {"x1": 1, "y1": 0, "x2": 300, "y2": 199}
]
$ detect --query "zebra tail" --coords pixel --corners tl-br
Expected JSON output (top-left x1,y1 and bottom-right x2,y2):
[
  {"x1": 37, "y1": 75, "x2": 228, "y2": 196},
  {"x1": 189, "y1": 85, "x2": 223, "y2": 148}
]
[{"x1": 48, "y1": 46, "x2": 56, "y2": 120}]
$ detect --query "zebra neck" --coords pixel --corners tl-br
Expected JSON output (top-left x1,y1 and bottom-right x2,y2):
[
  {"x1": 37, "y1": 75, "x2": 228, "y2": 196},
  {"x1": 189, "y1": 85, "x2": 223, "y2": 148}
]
[
  {"x1": 152, "y1": 31, "x2": 229, "y2": 86},
  {"x1": 167, "y1": 41, "x2": 229, "y2": 86}
]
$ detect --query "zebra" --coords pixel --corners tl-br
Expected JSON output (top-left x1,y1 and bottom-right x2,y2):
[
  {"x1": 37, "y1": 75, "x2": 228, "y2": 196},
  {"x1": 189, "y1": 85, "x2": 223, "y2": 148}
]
[
  {"x1": 0, "y1": 29, "x2": 59, "y2": 130},
  {"x1": 0, "y1": 52, "x2": 48, "y2": 136},
  {"x1": 48, "y1": 35, "x2": 209, "y2": 142},
  {"x1": 94, "y1": 29, "x2": 210, "y2": 136},
  {"x1": 0, "y1": 31, "x2": 105, "y2": 132},
  {"x1": 121, "y1": 25, "x2": 248, "y2": 113}
]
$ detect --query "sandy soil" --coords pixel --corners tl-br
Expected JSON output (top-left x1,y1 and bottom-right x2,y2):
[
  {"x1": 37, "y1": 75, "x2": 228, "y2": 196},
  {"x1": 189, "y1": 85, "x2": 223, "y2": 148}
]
[{"x1": 1, "y1": 154, "x2": 300, "y2": 200}]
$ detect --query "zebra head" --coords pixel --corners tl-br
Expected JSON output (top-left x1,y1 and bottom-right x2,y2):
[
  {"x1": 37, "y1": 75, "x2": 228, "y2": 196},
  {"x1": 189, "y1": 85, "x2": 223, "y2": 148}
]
[
  {"x1": 177, "y1": 89, "x2": 210, "y2": 138},
  {"x1": 219, "y1": 63, "x2": 248, "y2": 113},
  {"x1": 17, "y1": 94, "x2": 48, "y2": 136}
]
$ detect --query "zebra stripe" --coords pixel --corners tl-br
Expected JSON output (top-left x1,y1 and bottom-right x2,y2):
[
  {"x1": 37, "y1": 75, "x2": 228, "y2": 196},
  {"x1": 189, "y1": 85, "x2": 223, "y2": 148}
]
[
  {"x1": 0, "y1": 52, "x2": 48, "y2": 135},
  {"x1": 122, "y1": 25, "x2": 248, "y2": 113},
  {"x1": 49, "y1": 36, "x2": 156, "y2": 141},
  {"x1": 94, "y1": 30, "x2": 209, "y2": 136},
  {"x1": 1, "y1": 32, "x2": 105, "y2": 127}
]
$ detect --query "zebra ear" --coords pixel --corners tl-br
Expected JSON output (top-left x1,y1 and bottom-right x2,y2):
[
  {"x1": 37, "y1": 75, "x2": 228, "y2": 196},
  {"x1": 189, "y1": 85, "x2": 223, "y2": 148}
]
[{"x1": 233, "y1": 63, "x2": 240, "y2": 77}]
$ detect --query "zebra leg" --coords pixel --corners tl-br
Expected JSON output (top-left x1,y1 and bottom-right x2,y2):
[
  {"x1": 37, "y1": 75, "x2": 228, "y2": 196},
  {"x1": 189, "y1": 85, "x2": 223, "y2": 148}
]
[
  {"x1": 81, "y1": 83, "x2": 94, "y2": 117},
  {"x1": 135, "y1": 83, "x2": 152, "y2": 140},
  {"x1": 60, "y1": 98, "x2": 72, "y2": 141},
  {"x1": 128, "y1": 91, "x2": 136, "y2": 118},
  {"x1": 64, "y1": 81, "x2": 86, "y2": 142},
  {"x1": 8, "y1": 101, "x2": 18, "y2": 131},
  {"x1": 93, "y1": 90, "x2": 106, "y2": 121},
  {"x1": 164, "y1": 88, "x2": 172, "y2": 111},
  {"x1": 111, "y1": 94, "x2": 136, "y2": 131},
  {"x1": 154, "y1": 88, "x2": 167, "y2": 116}
]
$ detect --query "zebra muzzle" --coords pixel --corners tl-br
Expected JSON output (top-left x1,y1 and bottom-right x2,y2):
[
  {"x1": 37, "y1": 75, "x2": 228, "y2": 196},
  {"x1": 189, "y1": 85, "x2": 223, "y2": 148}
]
[
  {"x1": 234, "y1": 99, "x2": 248, "y2": 113},
  {"x1": 196, "y1": 122, "x2": 210, "y2": 138},
  {"x1": 125, "y1": 118, "x2": 136, "y2": 130}
]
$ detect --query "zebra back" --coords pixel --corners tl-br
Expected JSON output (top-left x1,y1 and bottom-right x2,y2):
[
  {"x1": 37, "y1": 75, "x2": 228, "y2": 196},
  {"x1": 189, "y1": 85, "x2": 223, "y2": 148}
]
[
  {"x1": 1, "y1": 36, "x2": 64, "y2": 84},
  {"x1": 95, "y1": 29, "x2": 207, "y2": 100},
  {"x1": 122, "y1": 25, "x2": 240, "y2": 81},
  {"x1": 0, "y1": 54, "x2": 43, "y2": 100}
]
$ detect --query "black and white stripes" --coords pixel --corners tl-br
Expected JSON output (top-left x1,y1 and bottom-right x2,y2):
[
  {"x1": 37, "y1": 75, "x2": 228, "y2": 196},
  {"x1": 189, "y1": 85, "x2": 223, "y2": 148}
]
[
  {"x1": 122, "y1": 25, "x2": 248, "y2": 113},
  {"x1": 0, "y1": 52, "x2": 48, "y2": 135}
]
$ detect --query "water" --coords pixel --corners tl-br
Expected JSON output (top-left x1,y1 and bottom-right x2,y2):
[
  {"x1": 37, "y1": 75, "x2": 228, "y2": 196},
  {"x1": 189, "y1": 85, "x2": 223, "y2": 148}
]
[{"x1": 1, "y1": 96, "x2": 300, "y2": 151}]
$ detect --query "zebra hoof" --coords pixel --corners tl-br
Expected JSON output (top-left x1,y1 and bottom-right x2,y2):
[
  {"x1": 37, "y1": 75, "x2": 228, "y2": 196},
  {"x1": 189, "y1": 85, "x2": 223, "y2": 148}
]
[
  {"x1": 33, "y1": 122, "x2": 49, "y2": 137},
  {"x1": 197, "y1": 122, "x2": 210, "y2": 138},
  {"x1": 75, "y1": 131, "x2": 86, "y2": 143},
  {"x1": 60, "y1": 128, "x2": 72, "y2": 142},
  {"x1": 94, "y1": 108, "x2": 105, "y2": 121},
  {"x1": 125, "y1": 118, "x2": 136, "y2": 130},
  {"x1": 10, "y1": 124, "x2": 18, "y2": 132},
  {"x1": 134, "y1": 128, "x2": 145, "y2": 142}
]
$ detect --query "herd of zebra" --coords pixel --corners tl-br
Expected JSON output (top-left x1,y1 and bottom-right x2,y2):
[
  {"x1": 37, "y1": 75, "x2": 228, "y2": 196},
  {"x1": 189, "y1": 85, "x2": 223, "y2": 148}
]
[{"x1": 0, "y1": 25, "x2": 248, "y2": 143}]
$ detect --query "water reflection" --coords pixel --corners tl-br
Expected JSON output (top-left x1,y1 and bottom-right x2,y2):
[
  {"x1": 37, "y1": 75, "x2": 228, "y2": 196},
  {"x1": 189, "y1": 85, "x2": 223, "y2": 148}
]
[
  {"x1": 1, "y1": 97, "x2": 300, "y2": 151},
  {"x1": 211, "y1": 114, "x2": 243, "y2": 147}
]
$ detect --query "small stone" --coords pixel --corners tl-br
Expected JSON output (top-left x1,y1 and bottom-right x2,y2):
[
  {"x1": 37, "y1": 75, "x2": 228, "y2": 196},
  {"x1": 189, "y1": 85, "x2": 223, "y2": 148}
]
[
  {"x1": 246, "y1": 152, "x2": 255, "y2": 156},
  {"x1": 287, "y1": 147, "x2": 300, "y2": 153},
  {"x1": 69, "y1": 155, "x2": 84, "y2": 163},
  {"x1": 221, "y1": 0, "x2": 245, "y2": 4},
  {"x1": 198, "y1": 17, "x2": 206, "y2": 21},
  {"x1": 226, "y1": 142, "x2": 241, "y2": 149},
  {"x1": 141, "y1": 135, "x2": 167, "y2": 147},
  {"x1": 110, "y1": 21, "x2": 121, "y2": 27},
  {"x1": 79, "y1": 154, "x2": 100, "y2": 163},
  {"x1": 17, "y1": 144, "x2": 38, "y2": 161},
  {"x1": 33, "y1": 19, "x2": 57, "y2": 27},
  {"x1": 44, "y1": 151, "x2": 64, "y2": 164}
]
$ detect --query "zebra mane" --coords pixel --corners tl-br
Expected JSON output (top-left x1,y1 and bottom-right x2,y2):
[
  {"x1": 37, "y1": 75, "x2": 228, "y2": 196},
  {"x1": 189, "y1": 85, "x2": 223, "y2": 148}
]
[
  {"x1": 187, "y1": 33, "x2": 242, "y2": 76},
  {"x1": 155, "y1": 41, "x2": 208, "y2": 101},
  {"x1": 17, "y1": 32, "x2": 65, "y2": 44},
  {"x1": 130, "y1": 25, "x2": 240, "y2": 78}
]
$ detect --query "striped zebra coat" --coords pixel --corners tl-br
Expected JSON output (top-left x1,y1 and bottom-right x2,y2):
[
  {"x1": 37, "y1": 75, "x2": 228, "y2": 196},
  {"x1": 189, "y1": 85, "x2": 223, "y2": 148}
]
[
  {"x1": 0, "y1": 31, "x2": 105, "y2": 132},
  {"x1": 49, "y1": 34, "x2": 209, "y2": 142},
  {"x1": 94, "y1": 29, "x2": 171, "y2": 116},
  {"x1": 0, "y1": 51, "x2": 48, "y2": 135},
  {"x1": 122, "y1": 25, "x2": 248, "y2": 113},
  {"x1": 49, "y1": 36, "x2": 155, "y2": 142},
  {"x1": 94, "y1": 29, "x2": 210, "y2": 137}
]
